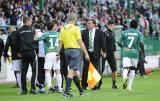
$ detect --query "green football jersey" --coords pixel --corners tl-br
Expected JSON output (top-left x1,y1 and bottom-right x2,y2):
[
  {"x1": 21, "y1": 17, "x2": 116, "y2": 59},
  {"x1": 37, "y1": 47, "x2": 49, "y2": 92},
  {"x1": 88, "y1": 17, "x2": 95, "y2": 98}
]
[
  {"x1": 118, "y1": 28, "x2": 143, "y2": 58},
  {"x1": 37, "y1": 31, "x2": 59, "y2": 54}
]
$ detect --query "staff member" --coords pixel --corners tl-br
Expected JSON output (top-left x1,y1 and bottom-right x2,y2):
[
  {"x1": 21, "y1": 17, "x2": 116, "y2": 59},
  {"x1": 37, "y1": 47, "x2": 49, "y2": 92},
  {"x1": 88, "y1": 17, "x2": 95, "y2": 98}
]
[
  {"x1": 32, "y1": 23, "x2": 45, "y2": 93},
  {"x1": 102, "y1": 20, "x2": 118, "y2": 89},
  {"x1": 56, "y1": 13, "x2": 90, "y2": 97},
  {"x1": 81, "y1": 19, "x2": 106, "y2": 90},
  {"x1": 17, "y1": 17, "x2": 38, "y2": 95},
  {"x1": 0, "y1": 37, "x2": 4, "y2": 72},
  {"x1": 3, "y1": 27, "x2": 22, "y2": 91}
]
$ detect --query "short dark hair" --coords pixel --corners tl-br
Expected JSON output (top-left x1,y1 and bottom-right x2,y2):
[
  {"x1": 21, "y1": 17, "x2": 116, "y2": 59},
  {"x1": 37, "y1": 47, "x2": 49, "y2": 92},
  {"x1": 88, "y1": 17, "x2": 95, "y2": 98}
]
[
  {"x1": 47, "y1": 20, "x2": 58, "y2": 31},
  {"x1": 32, "y1": 23, "x2": 41, "y2": 29},
  {"x1": 47, "y1": 22, "x2": 54, "y2": 31},
  {"x1": 52, "y1": 19, "x2": 59, "y2": 26},
  {"x1": 108, "y1": 20, "x2": 115, "y2": 25},
  {"x1": 88, "y1": 19, "x2": 96, "y2": 25},
  {"x1": 130, "y1": 20, "x2": 138, "y2": 29},
  {"x1": 23, "y1": 17, "x2": 30, "y2": 24}
]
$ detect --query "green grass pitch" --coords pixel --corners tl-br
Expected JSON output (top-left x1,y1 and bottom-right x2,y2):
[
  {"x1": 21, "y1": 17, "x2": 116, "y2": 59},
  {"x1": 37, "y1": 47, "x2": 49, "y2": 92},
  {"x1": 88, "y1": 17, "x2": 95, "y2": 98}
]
[{"x1": 0, "y1": 70, "x2": 160, "y2": 101}]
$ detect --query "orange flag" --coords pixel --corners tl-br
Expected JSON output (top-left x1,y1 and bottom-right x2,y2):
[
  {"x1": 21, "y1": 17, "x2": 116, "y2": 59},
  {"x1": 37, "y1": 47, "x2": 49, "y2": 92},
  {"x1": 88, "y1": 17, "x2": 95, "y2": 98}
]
[{"x1": 87, "y1": 62, "x2": 101, "y2": 89}]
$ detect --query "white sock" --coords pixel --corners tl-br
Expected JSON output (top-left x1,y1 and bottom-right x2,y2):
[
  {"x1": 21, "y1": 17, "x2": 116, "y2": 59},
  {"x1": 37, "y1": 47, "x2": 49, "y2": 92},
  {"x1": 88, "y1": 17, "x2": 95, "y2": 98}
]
[
  {"x1": 45, "y1": 72, "x2": 52, "y2": 88},
  {"x1": 128, "y1": 70, "x2": 135, "y2": 90},
  {"x1": 56, "y1": 73, "x2": 62, "y2": 90},
  {"x1": 16, "y1": 72, "x2": 21, "y2": 90},
  {"x1": 122, "y1": 69, "x2": 128, "y2": 81}
]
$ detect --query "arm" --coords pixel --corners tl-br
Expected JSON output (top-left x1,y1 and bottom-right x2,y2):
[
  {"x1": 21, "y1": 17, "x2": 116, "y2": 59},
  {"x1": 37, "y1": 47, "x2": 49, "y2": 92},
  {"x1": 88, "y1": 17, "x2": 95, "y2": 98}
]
[
  {"x1": 3, "y1": 36, "x2": 10, "y2": 58},
  {"x1": 34, "y1": 32, "x2": 46, "y2": 41},
  {"x1": 117, "y1": 35, "x2": 123, "y2": 48},
  {"x1": 56, "y1": 40, "x2": 63, "y2": 62},
  {"x1": 77, "y1": 39, "x2": 90, "y2": 61},
  {"x1": 139, "y1": 33, "x2": 145, "y2": 56},
  {"x1": 0, "y1": 39, "x2": 4, "y2": 58},
  {"x1": 139, "y1": 42, "x2": 145, "y2": 57},
  {"x1": 100, "y1": 31, "x2": 106, "y2": 57},
  {"x1": 56, "y1": 40, "x2": 63, "y2": 56},
  {"x1": 0, "y1": 39, "x2": 4, "y2": 72}
]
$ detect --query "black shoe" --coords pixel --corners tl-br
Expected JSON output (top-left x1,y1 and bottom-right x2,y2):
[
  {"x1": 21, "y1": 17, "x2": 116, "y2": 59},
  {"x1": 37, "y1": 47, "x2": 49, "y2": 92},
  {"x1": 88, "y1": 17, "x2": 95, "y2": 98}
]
[
  {"x1": 92, "y1": 86, "x2": 99, "y2": 90},
  {"x1": 38, "y1": 88, "x2": 45, "y2": 94},
  {"x1": 12, "y1": 84, "x2": 19, "y2": 88},
  {"x1": 69, "y1": 87, "x2": 72, "y2": 92},
  {"x1": 30, "y1": 89, "x2": 37, "y2": 94},
  {"x1": 54, "y1": 86, "x2": 58, "y2": 92},
  {"x1": 20, "y1": 91, "x2": 27, "y2": 95},
  {"x1": 123, "y1": 83, "x2": 127, "y2": 89},
  {"x1": 112, "y1": 85, "x2": 118, "y2": 89},
  {"x1": 48, "y1": 87, "x2": 55, "y2": 93},
  {"x1": 82, "y1": 88, "x2": 85, "y2": 93},
  {"x1": 123, "y1": 79, "x2": 128, "y2": 89},
  {"x1": 63, "y1": 92, "x2": 73, "y2": 97},
  {"x1": 80, "y1": 91, "x2": 85, "y2": 96}
]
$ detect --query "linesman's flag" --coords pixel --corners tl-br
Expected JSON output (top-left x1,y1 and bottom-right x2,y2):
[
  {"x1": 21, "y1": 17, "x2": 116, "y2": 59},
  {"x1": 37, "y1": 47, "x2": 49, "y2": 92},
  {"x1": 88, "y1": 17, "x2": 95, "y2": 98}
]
[{"x1": 87, "y1": 62, "x2": 101, "y2": 88}]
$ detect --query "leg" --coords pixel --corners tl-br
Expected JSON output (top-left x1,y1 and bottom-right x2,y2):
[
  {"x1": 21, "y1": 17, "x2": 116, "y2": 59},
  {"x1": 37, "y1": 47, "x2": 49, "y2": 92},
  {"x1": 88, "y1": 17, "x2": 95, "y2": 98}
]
[
  {"x1": 21, "y1": 54, "x2": 30, "y2": 93},
  {"x1": 122, "y1": 68, "x2": 129, "y2": 89},
  {"x1": 127, "y1": 66, "x2": 136, "y2": 91},
  {"x1": 29, "y1": 52, "x2": 36, "y2": 91},
  {"x1": 45, "y1": 69, "x2": 52, "y2": 89},
  {"x1": 64, "y1": 69, "x2": 74, "y2": 97},
  {"x1": 92, "y1": 58, "x2": 101, "y2": 89},
  {"x1": 44, "y1": 53, "x2": 55, "y2": 92},
  {"x1": 60, "y1": 58, "x2": 68, "y2": 88},
  {"x1": 15, "y1": 71, "x2": 21, "y2": 90},
  {"x1": 73, "y1": 70, "x2": 84, "y2": 96},
  {"x1": 81, "y1": 59, "x2": 89, "y2": 90},
  {"x1": 12, "y1": 71, "x2": 19, "y2": 88},
  {"x1": 107, "y1": 52, "x2": 117, "y2": 88},
  {"x1": 37, "y1": 57, "x2": 45, "y2": 89},
  {"x1": 55, "y1": 69, "x2": 62, "y2": 92}
]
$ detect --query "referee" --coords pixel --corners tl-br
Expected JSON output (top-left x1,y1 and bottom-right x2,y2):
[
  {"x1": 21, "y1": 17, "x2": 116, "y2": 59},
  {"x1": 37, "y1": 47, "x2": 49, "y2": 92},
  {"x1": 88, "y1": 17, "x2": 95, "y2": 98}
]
[
  {"x1": 56, "y1": 13, "x2": 90, "y2": 97},
  {"x1": 102, "y1": 20, "x2": 118, "y2": 89},
  {"x1": 17, "y1": 17, "x2": 38, "y2": 94}
]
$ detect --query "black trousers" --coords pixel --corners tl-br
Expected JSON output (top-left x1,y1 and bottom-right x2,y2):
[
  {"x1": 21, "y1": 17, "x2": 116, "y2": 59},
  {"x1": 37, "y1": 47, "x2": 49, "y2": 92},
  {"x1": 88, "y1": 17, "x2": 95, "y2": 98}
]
[
  {"x1": 60, "y1": 49, "x2": 68, "y2": 88},
  {"x1": 82, "y1": 52, "x2": 100, "y2": 89},
  {"x1": 21, "y1": 50, "x2": 37, "y2": 92},
  {"x1": 136, "y1": 60, "x2": 145, "y2": 76},
  {"x1": 0, "y1": 59, "x2": 1, "y2": 72},
  {"x1": 36, "y1": 57, "x2": 45, "y2": 89}
]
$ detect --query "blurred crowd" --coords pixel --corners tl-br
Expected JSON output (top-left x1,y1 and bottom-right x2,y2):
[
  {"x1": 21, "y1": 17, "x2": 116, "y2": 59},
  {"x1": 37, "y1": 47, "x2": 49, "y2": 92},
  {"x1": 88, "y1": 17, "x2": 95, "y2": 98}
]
[{"x1": 0, "y1": 0, "x2": 160, "y2": 38}]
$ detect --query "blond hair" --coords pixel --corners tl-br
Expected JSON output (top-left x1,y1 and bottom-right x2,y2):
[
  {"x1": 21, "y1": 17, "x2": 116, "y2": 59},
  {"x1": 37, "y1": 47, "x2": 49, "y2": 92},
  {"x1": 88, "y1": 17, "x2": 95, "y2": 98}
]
[{"x1": 68, "y1": 13, "x2": 77, "y2": 23}]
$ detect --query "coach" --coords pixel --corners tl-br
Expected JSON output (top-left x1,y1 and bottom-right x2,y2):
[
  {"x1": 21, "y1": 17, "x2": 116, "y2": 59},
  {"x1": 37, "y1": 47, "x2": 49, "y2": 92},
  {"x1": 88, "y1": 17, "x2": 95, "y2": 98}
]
[{"x1": 17, "y1": 17, "x2": 38, "y2": 94}]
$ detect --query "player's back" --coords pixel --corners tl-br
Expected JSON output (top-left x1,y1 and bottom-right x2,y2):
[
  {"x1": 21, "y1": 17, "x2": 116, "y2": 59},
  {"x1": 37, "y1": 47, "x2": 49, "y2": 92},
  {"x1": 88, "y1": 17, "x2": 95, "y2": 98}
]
[
  {"x1": 121, "y1": 28, "x2": 142, "y2": 58},
  {"x1": 43, "y1": 31, "x2": 59, "y2": 53}
]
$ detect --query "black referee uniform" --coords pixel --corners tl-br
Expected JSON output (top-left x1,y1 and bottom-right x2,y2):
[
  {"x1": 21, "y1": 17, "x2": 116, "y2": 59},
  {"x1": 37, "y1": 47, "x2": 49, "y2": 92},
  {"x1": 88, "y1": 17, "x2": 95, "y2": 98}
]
[{"x1": 17, "y1": 24, "x2": 38, "y2": 94}]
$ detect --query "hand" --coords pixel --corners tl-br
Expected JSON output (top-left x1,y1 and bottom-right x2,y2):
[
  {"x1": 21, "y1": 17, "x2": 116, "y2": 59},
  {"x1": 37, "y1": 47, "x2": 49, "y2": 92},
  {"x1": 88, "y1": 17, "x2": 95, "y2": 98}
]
[
  {"x1": 102, "y1": 53, "x2": 106, "y2": 58},
  {"x1": 4, "y1": 57, "x2": 8, "y2": 63},
  {"x1": 85, "y1": 53, "x2": 90, "y2": 62},
  {"x1": 56, "y1": 55, "x2": 60, "y2": 63},
  {"x1": 17, "y1": 53, "x2": 22, "y2": 57},
  {"x1": 114, "y1": 51, "x2": 118, "y2": 59},
  {"x1": 144, "y1": 58, "x2": 148, "y2": 64},
  {"x1": 124, "y1": 48, "x2": 129, "y2": 51}
]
